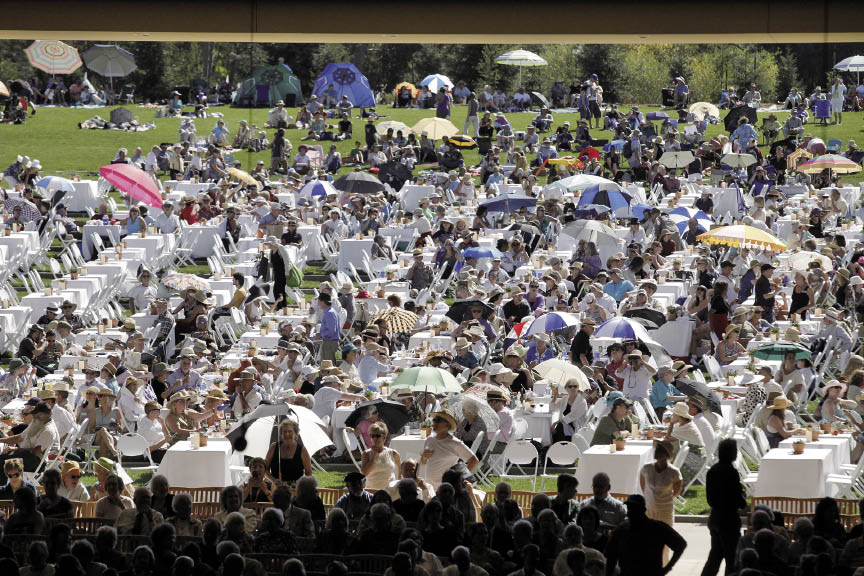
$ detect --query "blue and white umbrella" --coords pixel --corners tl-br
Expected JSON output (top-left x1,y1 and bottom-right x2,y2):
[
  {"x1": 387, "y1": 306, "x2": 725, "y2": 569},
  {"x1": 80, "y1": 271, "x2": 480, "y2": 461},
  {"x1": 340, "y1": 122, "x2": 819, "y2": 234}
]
[
  {"x1": 299, "y1": 179, "x2": 338, "y2": 199},
  {"x1": 523, "y1": 312, "x2": 581, "y2": 336},
  {"x1": 577, "y1": 183, "x2": 632, "y2": 213},
  {"x1": 479, "y1": 192, "x2": 536, "y2": 213},
  {"x1": 602, "y1": 139, "x2": 627, "y2": 153},
  {"x1": 462, "y1": 246, "x2": 502, "y2": 260},
  {"x1": 546, "y1": 174, "x2": 613, "y2": 193},
  {"x1": 36, "y1": 176, "x2": 76, "y2": 193},
  {"x1": 419, "y1": 74, "x2": 454, "y2": 93},
  {"x1": 668, "y1": 206, "x2": 712, "y2": 235},
  {"x1": 630, "y1": 203, "x2": 652, "y2": 221},
  {"x1": 593, "y1": 316, "x2": 653, "y2": 340}
]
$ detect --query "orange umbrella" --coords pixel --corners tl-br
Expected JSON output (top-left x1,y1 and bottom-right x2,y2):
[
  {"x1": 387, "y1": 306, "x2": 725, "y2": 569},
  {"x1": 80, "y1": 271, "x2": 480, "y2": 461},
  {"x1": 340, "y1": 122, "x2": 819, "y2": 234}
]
[{"x1": 394, "y1": 81, "x2": 418, "y2": 98}]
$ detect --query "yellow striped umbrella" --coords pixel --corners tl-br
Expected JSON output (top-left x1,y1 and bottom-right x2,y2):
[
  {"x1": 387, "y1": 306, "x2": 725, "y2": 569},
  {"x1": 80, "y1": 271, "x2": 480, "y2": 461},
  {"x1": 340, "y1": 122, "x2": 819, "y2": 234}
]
[
  {"x1": 25, "y1": 40, "x2": 81, "y2": 75},
  {"x1": 796, "y1": 154, "x2": 862, "y2": 175},
  {"x1": 227, "y1": 167, "x2": 260, "y2": 189},
  {"x1": 696, "y1": 225, "x2": 786, "y2": 251},
  {"x1": 786, "y1": 148, "x2": 812, "y2": 171}
]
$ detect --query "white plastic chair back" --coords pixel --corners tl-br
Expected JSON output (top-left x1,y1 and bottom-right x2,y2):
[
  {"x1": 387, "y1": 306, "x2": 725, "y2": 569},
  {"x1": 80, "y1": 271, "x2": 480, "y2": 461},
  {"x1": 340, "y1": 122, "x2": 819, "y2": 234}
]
[
  {"x1": 545, "y1": 441, "x2": 581, "y2": 467},
  {"x1": 469, "y1": 431, "x2": 486, "y2": 455},
  {"x1": 672, "y1": 442, "x2": 690, "y2": 469}
]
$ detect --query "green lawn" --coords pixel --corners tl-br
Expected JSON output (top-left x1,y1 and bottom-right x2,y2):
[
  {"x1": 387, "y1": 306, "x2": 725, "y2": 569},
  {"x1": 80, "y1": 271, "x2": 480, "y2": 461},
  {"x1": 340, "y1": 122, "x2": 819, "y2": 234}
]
[{"x1": 2, "y1": 103, "x2": 864, "y2": 187}]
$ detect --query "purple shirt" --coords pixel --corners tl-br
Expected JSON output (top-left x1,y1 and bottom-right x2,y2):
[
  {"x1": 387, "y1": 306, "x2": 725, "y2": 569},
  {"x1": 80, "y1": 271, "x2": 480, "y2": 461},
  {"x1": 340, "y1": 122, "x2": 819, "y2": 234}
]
[{"x1": 525, "y1": 292, "x2": 545, "y2": 311}]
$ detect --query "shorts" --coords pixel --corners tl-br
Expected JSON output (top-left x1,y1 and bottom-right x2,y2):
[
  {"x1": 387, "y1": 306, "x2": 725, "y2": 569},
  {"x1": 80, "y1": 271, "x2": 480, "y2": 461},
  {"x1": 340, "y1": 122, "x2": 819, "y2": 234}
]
[
  {"x1": 589, "y1": 100, "x2": 602, "y2": 118},
  {"x1": 831, "y1": 98, "x2": 844, "y2": 114}
]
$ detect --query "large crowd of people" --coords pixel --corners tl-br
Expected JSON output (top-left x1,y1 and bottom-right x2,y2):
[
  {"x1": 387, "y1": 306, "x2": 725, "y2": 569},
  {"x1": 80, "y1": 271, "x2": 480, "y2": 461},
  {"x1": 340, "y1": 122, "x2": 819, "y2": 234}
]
[{"x1": 2, "y1": 57, "x2": 864, "y2": 576}]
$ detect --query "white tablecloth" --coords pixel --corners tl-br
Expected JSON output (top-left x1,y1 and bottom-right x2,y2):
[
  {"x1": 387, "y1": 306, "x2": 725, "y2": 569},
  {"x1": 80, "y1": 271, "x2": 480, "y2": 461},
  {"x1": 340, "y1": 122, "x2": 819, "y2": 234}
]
[
  {"x1": 338, "y1": 239, "x2": 374, "y2": 273},
  {"x1": 182, "y1": 226, "x2": 222, "y2": 258},
  {"x1": 0, "y1": 232, "x2": 37, "y2": 260},
  {"x1": 123, "y1": 235, "x2": 167, "y2": 263},
  {"x1": 297, "y1": 225, "x2": 322, "y2": 260},
  {"x1": 156, "y1": 438, "x2": 241, "y2": 488},
  {"x1": 515, "y1": 406, "x2": 559, "y2": 446},
  {"x1": 408, "y1": 332, "x2": 453, "y2": 351},
  {"x1": 575, "y1": 443, "x2": 654, "y2": 495},
  {"x1": 754, "y1": 447, "x2": 837, "y2": 498},
  {"x1": 19, "y1": 294, "x2": 63, "y2": 319},
  {"x1": 82, "y1": 224, "x2": 122, "y2": 260},
  {"x1": 390, "y1": 434, "x2": 427, "y2": 461},
  {"x1": 64, "y1": 180, "x2": 101, "y2": 212},
  {"x1": 778, "y1": 435, "x2": 852, "y2": 472},
  {"x1": 238, "y1": 332, "x2": 283, "y2": 348}
]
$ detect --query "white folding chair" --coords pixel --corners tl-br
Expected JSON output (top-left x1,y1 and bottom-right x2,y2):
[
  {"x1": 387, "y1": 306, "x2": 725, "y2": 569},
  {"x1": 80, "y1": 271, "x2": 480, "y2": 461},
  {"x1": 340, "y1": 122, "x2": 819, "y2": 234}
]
[
  {"x1": 500, "y1": 440, "x2": 539, "y2": 491},
  {"x1": 539, "y1": 441, "x2": 580, "y2": 490},
  {"x1": 342, "y1": 428, "x2": 363, "y2": 472},
  {"x1": 116, "y1": 433, "x2": 160, "y2": 472}
]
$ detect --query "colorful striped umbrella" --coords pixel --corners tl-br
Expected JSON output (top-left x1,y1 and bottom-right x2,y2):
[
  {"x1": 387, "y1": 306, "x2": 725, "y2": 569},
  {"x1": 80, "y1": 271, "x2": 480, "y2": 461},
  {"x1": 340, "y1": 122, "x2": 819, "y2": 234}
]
[
  {"x1": 25, "y1": 41, "x2": 81, "y2": 75},
  {"x1": 786, "y1": 148, "x2": 813, "y2": 171},
  {"x1": 797, "y1": 154, "x2": 862, "y2": 175},
  {"x1": 696, "y1": 225, "x2": 786, "y2": 251},
  {"x1": 0, "y1": 81, "x2": 9, "y2": 99}
]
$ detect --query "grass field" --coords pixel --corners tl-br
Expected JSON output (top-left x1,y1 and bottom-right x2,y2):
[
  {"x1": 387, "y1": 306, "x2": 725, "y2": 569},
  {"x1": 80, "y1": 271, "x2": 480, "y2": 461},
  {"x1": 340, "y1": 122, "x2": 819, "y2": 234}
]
[{"x1": 2, "y1": 103, "x2": 864, "y2": 187}]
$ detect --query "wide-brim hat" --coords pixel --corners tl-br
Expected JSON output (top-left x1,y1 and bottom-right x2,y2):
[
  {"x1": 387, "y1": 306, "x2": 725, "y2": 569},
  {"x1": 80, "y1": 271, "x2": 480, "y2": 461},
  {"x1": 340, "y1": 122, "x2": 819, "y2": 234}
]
[
  {"x1": 179, "y1": 347, "x2": 197, "y2": 360},
  {"x1": 768, "y1": 395, "x2": 793, "y2": 410},
  {"x1": 725, "y1": 324, "x2": 742, "y2": 339},
  {"x1": 672, "y1": 402, "x2": 692, "y2": 420},
  {"x1": 193, "y1": 290, "x2": 212, "y2": 305},
  {"x1": 153, "y1": 362, "x2": 172, "y2": 377},
  {"x1": 61, "y1": 461, "x2": 81, "y2": 476},
  {"x1": 101, "y1": 363, "x2": 117, "y2": 376},
  {"x1": 166, "y1": 391, "x2": 191, "y2": 408},
  {"x1": 824, "y1": 380, "x2": 847, "y2": 396},
  {"x1": 431, "y1": 409, "x2": 458, "y2": 430},
  {"x1": 454, "y1": 337, "x2": 471, "y2": 350}
]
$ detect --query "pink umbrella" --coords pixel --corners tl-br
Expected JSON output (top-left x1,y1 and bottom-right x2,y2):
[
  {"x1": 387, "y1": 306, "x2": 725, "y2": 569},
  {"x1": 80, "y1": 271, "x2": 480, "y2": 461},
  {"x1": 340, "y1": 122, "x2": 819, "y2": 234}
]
[{"x1": 99, "y1": 164, "x2": 162, "y2": 208}]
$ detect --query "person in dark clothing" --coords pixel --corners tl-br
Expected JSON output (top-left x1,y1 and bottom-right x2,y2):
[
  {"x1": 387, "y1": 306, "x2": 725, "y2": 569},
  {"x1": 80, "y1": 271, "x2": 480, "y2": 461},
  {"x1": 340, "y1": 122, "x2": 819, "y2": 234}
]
[
  {"x1": 605, "y1": 494, "x2": 687, "y2": 576},
  {"x1": 503, "y1": 289, "x2": 532, "y2": 327},
  {"x1": 754, "y1": 263, "x2": 778, "y2": 322},
  {"x1": 570, "y1": 318, "x2": 596, "y2": 366},
  {"x1": 281, "y1": 219, "x2": 303, "y2": 246},
  {"x1": 701, "y1": 439, "x2": 747, "y2": 576},
  {"x1": 392, "y1": 479, "x2": 425, "y2": 522},
  {"x1": 550, "y1": 473, "x2": 580, "y2": 526},
  {"x1": 364, "y1": 119, "x2": 378, "y2": 149}
]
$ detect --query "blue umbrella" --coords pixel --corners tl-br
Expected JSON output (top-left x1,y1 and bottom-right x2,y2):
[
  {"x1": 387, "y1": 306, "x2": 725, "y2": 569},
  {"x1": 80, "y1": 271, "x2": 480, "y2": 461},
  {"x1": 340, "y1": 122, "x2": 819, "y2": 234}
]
[
  {"x1": 630, "y1": 203, "x2": 652, "y2": 221},
  {"x1": 668, "y1": 206, "x2": 712, "y2": 235},
  {"x1": 524, "y1": 312, "x2": 581, "y2": 336},
  {"x1": 299, "y1": 179, "x2": 338, "y2": 199},
  {"x1": 646, "y1": 111, "x2": 669, "y2": 121},
  {"x1": 462, "y1": 246, "x2": 502, "y2": 260},
  {"x1": 479, "y1": 192, "x2": 537, "y2": 213},
  {"x1": 577, "y1": 183, "x2": 632, "y2": 213},
  {"x1": 572, "y1": 204, "x2": 610, "y2": 219},
  {"x1": 602, "y1": 140, "x2": 627, "y2": 153},
  {"x1": 593, "y1": 316, "x2": 653, "y2": 340},
  {"x1": 312, "y1": 63, "x2": 375, "y2": 107},
  {"x1": 36, "y1": 176, "x2": 76, "y2": 193}
]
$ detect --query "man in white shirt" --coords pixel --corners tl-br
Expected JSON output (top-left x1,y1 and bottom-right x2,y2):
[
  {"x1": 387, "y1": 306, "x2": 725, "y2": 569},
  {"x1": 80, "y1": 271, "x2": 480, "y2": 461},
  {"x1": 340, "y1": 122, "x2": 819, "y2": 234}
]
[
  {"x1": 137, "y1": 402, "x2": 170, "y2": 460},
  {"x1": 40, "y1": 390, "x2": 75, "y2": 444},
  {"x1": 154, "y1": 203, "x2": 181, "y2": 234},
  {"x1": 0, "y1": 401, "x2": 59, "y2": 479},
  {"x1": 687, "y1": 397, "x2": 717, "y2": 457},
  {"x1": 232, "y1": 372, "x2": 262, "y2": 419},
  {"x1": 313, "y1": 374, "x2": 365, "y2": 422},
  {"x1": 581, "y1": 283, "x2": 617, "y2": 317},
  {"x1": 486, "y1": 389, "x2": 514, "y2": 448},
  {"x1": 129, "y1": 269, "x2": 157, "y2": 314},
  {"x1": 419, "y1": 409, "x2": 479, "y2": 488},
  {"x1": 358, "y1": 344, "x2": 392, "y2": 386},
  {"x1": 817, "y1": 309, "x2": 854, "y2": 353},
  {"x1": 144, "y1": 145, "x2": 161, "y2": 176},
  {"x1": 717, "y1": 261, "x2": 738, "y2": 307},
  {"x1": 615, "y1": 351, "x2": 656, "y2": 402}
]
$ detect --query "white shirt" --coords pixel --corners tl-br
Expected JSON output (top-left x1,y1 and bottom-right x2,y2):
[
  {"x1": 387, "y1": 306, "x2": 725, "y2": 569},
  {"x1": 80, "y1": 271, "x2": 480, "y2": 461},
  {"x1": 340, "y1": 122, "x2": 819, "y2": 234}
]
[
  {"x1": 494, "y1": 406, "x2": 514, "y2": 443},
  {"x1": 137, "y1": 415, "x2": 166, "y2": 447},
  {"x1": 313, "y1": 386, "x2": 343, "y2": 420},
  {"x1": 553, "y1": 395, "x2": 589, "y2": 435},
  {"x1": 233, "y1": 389, "x2": 262, "y2": 419},
  {"x1": 129, "y1": 284, "x2": 157, "y2": 312},
  {"x1": 154, "y1": 211, "x2": 181, "y2": 234},
  {"x1": 359, "y1": 355, "x2": 391, "y2": 386},
  {"x1": 615, "y1": 365, "x2": 653, "y2": 401},
  {"x1": 144, "y1": 151, "x2": 160, "y2": 174},
  {"x1": 52, "y1": 405, "x2": 76, "y2": 442},
  {"x1": 408, "y1": 217, "x2": 432, "y2": 236},
  {"x1": 693, "y1": 413, "x2": 717, "y2": 455},
  {"x1": 20, "y1": 421, "x2": 59, "y2": 454},
  {"x1": 118, "y1": 387, "x2": 143, "y2": 431},
  {"x1": 421, "y1": 433, "x2": 476, "y2": 488}
]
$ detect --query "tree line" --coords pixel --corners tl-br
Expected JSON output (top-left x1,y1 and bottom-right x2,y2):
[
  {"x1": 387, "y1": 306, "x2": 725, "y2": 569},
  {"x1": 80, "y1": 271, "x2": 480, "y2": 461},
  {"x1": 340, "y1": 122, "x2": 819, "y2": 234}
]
[{"x1": 0, "y1": 40, "x2": 861, "y2": 106}]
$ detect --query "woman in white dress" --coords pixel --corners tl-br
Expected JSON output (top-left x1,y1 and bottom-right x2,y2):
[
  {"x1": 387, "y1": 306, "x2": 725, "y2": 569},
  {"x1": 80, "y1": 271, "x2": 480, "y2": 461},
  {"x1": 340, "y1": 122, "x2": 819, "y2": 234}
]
[
  {"x1": 360, "y1": 422, "x2": 401, "y2": 492},
  {"x1": 552, "y1": 378, "x2": 589, "y2": 443},
  {"x1": 830, "y1": 77, "x2": 847, "y2": 125},
  {"x1": 639, "y1": 440, "x2": 682, "y2": 562}
]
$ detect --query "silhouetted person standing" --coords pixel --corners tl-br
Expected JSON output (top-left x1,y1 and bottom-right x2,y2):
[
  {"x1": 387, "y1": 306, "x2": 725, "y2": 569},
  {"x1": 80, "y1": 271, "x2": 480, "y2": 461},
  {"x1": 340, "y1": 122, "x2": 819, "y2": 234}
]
[
  {"x1": 605, "y1": 494, "x2": 687, "y2": 576},
  {"x1": 702, "y1": 438, "x2": 748, "y2": 576}
]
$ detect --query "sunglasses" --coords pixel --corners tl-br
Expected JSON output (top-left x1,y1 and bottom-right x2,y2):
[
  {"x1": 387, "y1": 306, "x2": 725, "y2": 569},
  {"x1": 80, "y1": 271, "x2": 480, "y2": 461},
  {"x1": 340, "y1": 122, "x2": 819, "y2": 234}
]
[
  {"x1": 432, "y1": 417, "x2": 446, "y2": 424},
  {"x1": 566, "y1": 385, "x2": 580, "y2": 389},
  {"x1": 69, "y1": 474, "x2": 81, "y2": 480},
  {"x1": 7, "y1": 473, "x2": 19, "y2": 479},
  {"x1": 370, "y1": 434, "x2": 383, "y2": 439}
]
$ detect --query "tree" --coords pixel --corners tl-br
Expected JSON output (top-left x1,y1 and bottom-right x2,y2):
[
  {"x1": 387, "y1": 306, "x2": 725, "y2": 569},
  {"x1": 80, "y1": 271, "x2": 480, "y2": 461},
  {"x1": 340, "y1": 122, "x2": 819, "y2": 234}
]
[
  {"x1": 536, "y1": 45, "x2": 580, "y2": 95},
  {"x1": 575, "y1": 45, "x2": 622, "y2": 102},
  {"x1": 616, "y1": 45, "x2": 671, "y2": 105},
  {"x1": 775, "y1": 50, "x2": 801, "y2": 101}
]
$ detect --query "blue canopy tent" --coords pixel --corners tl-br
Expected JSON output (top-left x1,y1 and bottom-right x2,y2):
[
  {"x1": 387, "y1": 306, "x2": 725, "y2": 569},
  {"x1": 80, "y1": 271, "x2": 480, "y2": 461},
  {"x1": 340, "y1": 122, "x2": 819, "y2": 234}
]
[
  {"x1": 312, "y1": 63, "x2": 375, "y2": 107},
  {"x1": 232, "y1": 65, "x2": 303, "y2": 108}
]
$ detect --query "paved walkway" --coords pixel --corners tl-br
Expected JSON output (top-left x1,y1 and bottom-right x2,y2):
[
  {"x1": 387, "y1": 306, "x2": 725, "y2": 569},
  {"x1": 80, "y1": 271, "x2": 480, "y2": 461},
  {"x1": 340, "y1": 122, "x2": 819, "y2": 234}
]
[{"x1": 670, "y1": 522, "x2": 713, "y2": 576}]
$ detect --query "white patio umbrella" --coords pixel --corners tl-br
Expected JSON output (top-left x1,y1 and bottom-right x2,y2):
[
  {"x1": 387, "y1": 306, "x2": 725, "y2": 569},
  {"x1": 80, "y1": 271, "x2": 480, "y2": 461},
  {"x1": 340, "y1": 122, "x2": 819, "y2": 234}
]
[
  {"x1": 721, "y1": 153, "x2": 758, "y2": 168},
  {"x1": 659, "y1": 151, "x2": 695, "y2": 170},
  {"x1": 545, "y1": 174, "x2": 614, "y2": 193},
  {"x1": 419, "y1": 74, "x2": 454, "y2": 93},
  {"x1": 495, "y1": 49, "x2": 547, "y2": 87},
  {"x1": 82, "y1": 44, "x2": 137, "y2": 89},
  {"x1": 834, "y1": 55, "x2": 864, "y2": 84}
]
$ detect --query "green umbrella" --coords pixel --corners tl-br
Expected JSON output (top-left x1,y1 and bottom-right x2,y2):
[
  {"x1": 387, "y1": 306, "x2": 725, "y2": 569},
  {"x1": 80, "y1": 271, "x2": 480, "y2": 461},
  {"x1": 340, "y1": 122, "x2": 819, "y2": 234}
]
[
  {"x1": 751, "y1": 341, "x2": 812, "y2": 361},
  {"x1": 391, "y1": 367, "x2": 462, "y2": 394}
]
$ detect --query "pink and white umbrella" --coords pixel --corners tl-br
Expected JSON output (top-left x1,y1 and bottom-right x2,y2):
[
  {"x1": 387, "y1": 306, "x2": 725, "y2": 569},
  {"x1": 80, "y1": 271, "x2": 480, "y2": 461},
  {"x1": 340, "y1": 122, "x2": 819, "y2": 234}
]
[{"x1": 99, "y1": 164, "x2": 162, "y2": 208}]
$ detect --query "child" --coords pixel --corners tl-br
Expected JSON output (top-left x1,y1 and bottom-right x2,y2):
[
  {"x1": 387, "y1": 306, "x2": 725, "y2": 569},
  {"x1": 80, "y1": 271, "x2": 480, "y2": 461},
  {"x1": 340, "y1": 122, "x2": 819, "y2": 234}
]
[{"x1": 350, "y1": 141, "x2": 365, "y2": 165}]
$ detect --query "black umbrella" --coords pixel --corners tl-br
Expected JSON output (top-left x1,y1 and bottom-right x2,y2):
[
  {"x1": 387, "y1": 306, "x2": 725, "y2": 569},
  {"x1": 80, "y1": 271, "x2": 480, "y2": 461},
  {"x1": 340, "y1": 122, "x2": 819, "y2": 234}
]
[
  {"x1": 628, "y1": 317, "x2": 659, "y2": 330},
  {"x1": 673, "y1": 378, "x2": 722, "y2": 414},
  {"x1": 508, "y1": 222, "x2": 542, "y2": 236},
  {"x1": 723, "y1": 105, "x2": 757, "y2": 133},
  {"x1": 770, "y1": 137, "x2": 797, "y2": 155},
  {"x1": 446, "y1": 298, "x2": 495, "y2": 323},
  {"x1": 531, "y1": 92, "x2": 550, "y2": 108},
  {"x1": 334, "y1": 171, "x2": 387, "y2": 195},
  {"x1": 377, "y1": 162, "x2": 413, "y2": 192},
  {"x1": 344, "y1": 399, "x2": 410, "y2": 436},
  {"x1": 9, "y1": 80, "x2": 32, "y2": 97},
  {"x1": 623, "y1": 308, "x2": 667, "y2": 328},
  {"x1": 50, "y1": 190, "x2": 67, "y2": 208}
]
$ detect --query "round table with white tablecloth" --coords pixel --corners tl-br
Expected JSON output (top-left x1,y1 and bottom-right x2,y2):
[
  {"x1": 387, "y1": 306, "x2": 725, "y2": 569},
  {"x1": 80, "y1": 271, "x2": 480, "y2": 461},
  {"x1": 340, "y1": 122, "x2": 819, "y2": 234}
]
[{"x1": 754, "y1": 447, "x2": 838, "y2": 498}]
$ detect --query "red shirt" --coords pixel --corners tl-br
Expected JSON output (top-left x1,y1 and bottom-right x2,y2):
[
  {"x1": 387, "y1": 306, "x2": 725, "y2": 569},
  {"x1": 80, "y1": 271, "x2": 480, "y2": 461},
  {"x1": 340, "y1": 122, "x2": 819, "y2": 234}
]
[{"x1": 180, "y1": 205, "x2": 199, "y2": 224}]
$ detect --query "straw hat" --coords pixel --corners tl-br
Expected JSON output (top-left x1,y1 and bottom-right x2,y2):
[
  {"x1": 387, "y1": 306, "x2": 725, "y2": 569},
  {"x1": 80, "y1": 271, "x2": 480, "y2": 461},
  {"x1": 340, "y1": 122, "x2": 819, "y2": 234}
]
[
  {"x1": 454, "y1": 337, "x2": 471, "y2": 350},
  {"x1": 672, "y1": 402, "x2": 692, "y2": 420},
  {"x1": 784, "y1": 327, "x2": 801, "y2": 342},
  {"x1": 724, "y1": 324, "x2": 742, "y2": 339},
  {"x1": 95, "y1": 457, "x2": 116, "y2": 475},
  {"x1": 431, "y1": 408, "x2": 458, "y2": 430},
  {"x1": 97, "y1": 388, "x2": 116, "y2": 398},
  {"x1": 166, "y1": 391, "x2": 190, "y2": 409},
  {"x1": 61, "y1": 461, "x2": 81, "y2": 477},
  {"x1": 767, "y1": 395, "x2": 793, "y2": 410}
]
